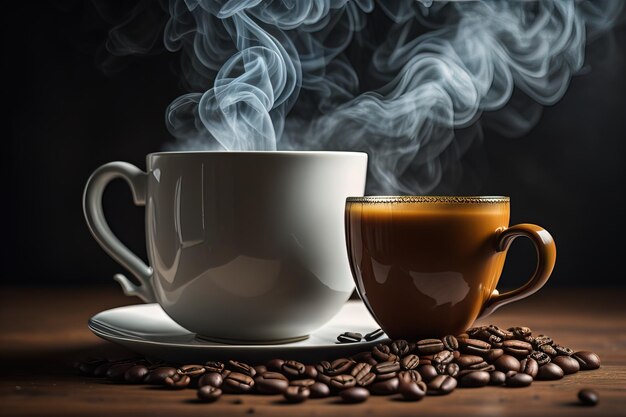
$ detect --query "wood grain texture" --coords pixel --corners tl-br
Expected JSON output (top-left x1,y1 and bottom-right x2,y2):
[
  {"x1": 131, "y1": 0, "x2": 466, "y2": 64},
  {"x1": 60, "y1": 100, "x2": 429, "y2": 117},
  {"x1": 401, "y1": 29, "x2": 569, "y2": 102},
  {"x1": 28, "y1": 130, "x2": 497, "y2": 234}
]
[{"x1": 1, "y1": 286, "x2": 625, "y2": 416}]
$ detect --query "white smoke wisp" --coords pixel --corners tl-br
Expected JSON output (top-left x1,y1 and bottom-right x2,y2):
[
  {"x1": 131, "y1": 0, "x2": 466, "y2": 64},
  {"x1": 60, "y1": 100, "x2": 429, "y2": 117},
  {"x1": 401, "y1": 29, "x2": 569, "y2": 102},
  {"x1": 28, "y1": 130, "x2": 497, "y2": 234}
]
[{"x1": 135, "y1": 0, "x2": 622, "y2": 193}]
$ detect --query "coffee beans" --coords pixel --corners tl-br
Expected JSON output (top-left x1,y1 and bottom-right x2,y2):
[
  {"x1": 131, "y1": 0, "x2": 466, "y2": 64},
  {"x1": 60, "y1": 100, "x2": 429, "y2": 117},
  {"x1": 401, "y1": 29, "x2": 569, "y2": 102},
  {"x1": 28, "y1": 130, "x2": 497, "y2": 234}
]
[
  {"x1": 197, "y1": 385, "x2": 222, "y2": 402},
  {"x1": 401, "y1": 354, "x2": 419, "y2": 370},
  {"x1": 459, "y1": 371, "x2": 490, "y2": 388},
  {"x1": 76, "y1": 325, "x2": 601, "y2": 406},
  {"x1": 283, "y1": 386, "x2": 310, "y2": 403},
  {"x1": 505, "y1": 372, "x2": 533, "y2": 388},
  {"x1": 493, "y1": 355, "x2": 520, "y2": 373},
  {"x1": 427, "y1": 375, "x2": 457, "y2": 395},
  {"x1": 552, "y1": 356, "x2": 580, "y2": 374},
  {"x1": 578, "y1": 388, "x2": 599, "y2": 406},
  {"x1": 364, "y1": 328, "x2": 384, "y2": 341},
  {"x1": 416, "y1": 339, "x2": 444, "y2": 355},
  {"x1": 337, "y1": 332, "x2": 362, "y2": 343},
  {"x1": 536, "y1": 363, "x2": 564, "y2": 380},
  {"x1": 572, "y1": 351, "x2": 601, "y2": 370},
  {"x1": 255, "y1": 372, "x2": 288, "y2": 394},
  {"x1": 398, "y1": 380, "x2": 427, "y2": 401},
  {"x1": 124, "y1": 365, "x2": 149, "y2": 383},
  {"x1": 340, "y1": 387, "x2": 369, "y2": 403}
]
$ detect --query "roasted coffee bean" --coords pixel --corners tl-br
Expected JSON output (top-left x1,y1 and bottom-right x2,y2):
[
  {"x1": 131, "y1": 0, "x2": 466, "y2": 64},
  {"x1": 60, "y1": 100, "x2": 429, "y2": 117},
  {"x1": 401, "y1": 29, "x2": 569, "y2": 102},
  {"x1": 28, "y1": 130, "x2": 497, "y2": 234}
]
[
  {"x1": 327, "y1": 358, "x2": 354, "y2": 376},
  {"x1": 340, "y1": 387, "x2": 369, "y2": 403},
  {"x1": 144, "y1": 367, "x2": 177, "y2": 385},
  {"x1": 427, "y1": 375, "x2": 457, "y2": 395},
  {"x1": 164, "y1": 373, "x2": 191, "y2": 389},
  {"x1": 222, "y1": 372, "x2": 255, "y2": 393},
  {"x1": 351, "y1": 351, "x2": 376, "y2": 365},
  {"x1": 315, "y1": 372, "x2": 331, "y2": 385},
  {"x1": 92, "y1": 362, "x2": 111, "y2": 378},
  {"x1": 484, "y1": 349, "x2": 504, "y2": 363},
  {"x1": 329, "y1": 374, "x2": 356, "y2": 390},
  {"x1": 351, "y1": 363, "x2": 372, "y2": 378},
  {"x1": 284, "y1": 386, "x2": 310, "y2": 403},
  {"x1": 552, "y1": 355, "x2": 580, "y2": 374},
  {"x1": 398, "y1": 370, "x2": 421, "y2": 383},
  {"x1": 536, "y1": 363, "x2": 564, "y2": 380},
  {"x1": 418, "y1": 364, "x2": 438, "y2": 382},
  {"x1": 372, "y1": 344, "x2": 392, "y2": 361},
  {"x1": 471, "y1": 328, "x2": 493, "y2": 342},
  {"x1": 419, "y1": 359, "x2": 432, "y2": 366},
  {"x1": 459, "y1": 371, "x2": 490, "y2": 388},
  {"x1": 386, "y1": 353, "x2": 400, "y2": 363},
  {"x1": 282, "y1": 360, "x2": 306, "y2": 378},
  {"x1": 572, "y1": 351, "x2": 601, "y2": 370},
  {"x1": 303, "y1": 365, "x2": 318, "y2": 379},
  {"x1": 266, "y1": 359, "x2": 284, "y2": 372},
  {"x1": 467, "y1": 326, "x2": 486, "y2": 337},
  {"x1": 539, "y1": 344, "x2": 558, "y2": 357},
  {"x1": 197, "y1": 385, "x2": 222, "y2": 402},
  {"x1": 489, "y1": 371, "x2": 506, "y2": 385},
  {"x1": 467, "y1": 361, "x2": 491, "y2": 371},
  {"x1": 337, "y1": 332, "x2": 362, "y2": 343},
  {"x1": 228, "y1": 360, "x2": 256, "y2": 377},
  {"x1": 221, "y1": 369, "x2": 231, "y2": 379},
  {"x1": 369, "y1": 377, "x2": 399, "y2": 395},
  {"x1": 503, "y1": 340, "x2": 533, "y2": 357},
  {"x1": 519, "y1": 358, "x2": 539, "y2": 378},
  {"x1": 553, "y1": 345, "x2": 573, "y2": 356},
  {"x1": 374, "y1": 360, "x2": 400, "y2": 375},
  {"x1": 253, "y1": 365, "x2": 267, "y2": 375},
  {"x1": 442, "y1": 335, "x2": 459, "y2": 351},
  {"x1": 198, "y1": 372, "x2": 223, "y2": 388},
  {"x1": 504, "y1": 372, "x2": 533, "y2": 388},
  {"x1": 77, "y1": 358, "x2": 106, "y2": 375},
  {"x1": 433, "y1": 350, "x2": 453, "y2": 365},
  {"x1": 533, "y1": 335, "x2": 553, "y2": 348},
  {"x1": 456, "y1": 354, "x2": 484, "y2": 368},
  {"x1": 364, "y1": 328, "x2": 385, "y2": 341},
  {"x1": 578, "y1": 388, "x2": 599, "y2": 406},
  {"x1": 204, "y1": 361, "x2": 225, "y2": 373},
  {"x1": 487, "y1": 325, "x2": 507, "y2": 339},
  {"x1": 356, "y1": 372, "x2": 376, "y2": 386},
  {"x1": 290, "y1": 379, "x2": 316, "y2": 388},
  {"x1": 390, "y1": 339, "x2": 411, "y2": 356},
  {"x1": 106, "y1": 363, "x2": 135, "y2": 380},
  {"x1": 459, "y1": 339, "x2": 491, "y2": 355},
  {"x1": 178, "y1": 364, "x2": 206, "y2": 378},
  {"x1": 124, "y1": 365, "x2": 149, "y2": 384},
  {"x1": 315, "y1": 360, "x2": 331, "y2": 375},
  {"x1": 398, "y1": 380, "x2": 427, "y2": 401},
  {"x1": 445, "y1": 363, "x2": 460, "y2": 377},
  {"x1": 501, "y1": 329, "x2": 515, "y2": 340},
  {"x1": 529, "y1": 351, "x2": 551, "y2": 365},
  {"x1": 309, "y1": 382, "x2": 330, "y2": 398},
  {"x1": 254, "y1": 373, "x2": 288, "y2": 395},
  {"x1": 508, "y1": 326, "x2": 532, "y2": 338},
  {"x1": 494, "y1": 355, "x2": 521, "y2": 373},
  {"x1": 416, "y1": 339, "x2": 445, "y2": 355},
  {"x1": 401, "y1": 354, "x2": 419, "y2": 370}
]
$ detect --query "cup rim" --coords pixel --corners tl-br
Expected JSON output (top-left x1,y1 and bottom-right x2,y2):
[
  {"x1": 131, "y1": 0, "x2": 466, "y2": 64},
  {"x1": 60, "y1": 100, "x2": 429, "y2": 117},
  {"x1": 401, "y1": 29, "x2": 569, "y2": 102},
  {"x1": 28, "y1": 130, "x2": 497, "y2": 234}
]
[
  {"x1": 148, "y1": 150, "x2": 367, "y2": 157},
  {"x1": 346, "y1": 196, "x2": 510, "y2": 204}
]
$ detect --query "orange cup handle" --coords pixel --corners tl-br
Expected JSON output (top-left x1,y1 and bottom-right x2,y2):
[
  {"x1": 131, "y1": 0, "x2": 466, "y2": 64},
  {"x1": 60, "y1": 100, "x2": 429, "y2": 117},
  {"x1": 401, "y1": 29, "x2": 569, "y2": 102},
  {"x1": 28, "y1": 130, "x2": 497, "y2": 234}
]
[{"x1": 478, "y1": 224, "x2": 556, "y2": 319}]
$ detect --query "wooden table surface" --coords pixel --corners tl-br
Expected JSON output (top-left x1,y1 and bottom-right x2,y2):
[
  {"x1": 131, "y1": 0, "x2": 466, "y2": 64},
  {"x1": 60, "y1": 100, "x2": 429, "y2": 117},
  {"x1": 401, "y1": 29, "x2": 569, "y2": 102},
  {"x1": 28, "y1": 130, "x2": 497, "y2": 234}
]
[{"x1": 1, "y1": 286, "x2": 625, "y2": 416}]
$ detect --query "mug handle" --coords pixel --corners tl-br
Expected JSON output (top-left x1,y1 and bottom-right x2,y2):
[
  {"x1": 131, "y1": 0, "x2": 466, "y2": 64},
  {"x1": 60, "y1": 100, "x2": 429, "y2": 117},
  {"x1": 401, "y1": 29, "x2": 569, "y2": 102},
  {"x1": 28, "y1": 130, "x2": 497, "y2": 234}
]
[
  {"x1": 479, "y1": 223, "x2": 556, "y2": 319},
  {"x1": 82, "y1": 162, "x2": 156, "y2": 303}
]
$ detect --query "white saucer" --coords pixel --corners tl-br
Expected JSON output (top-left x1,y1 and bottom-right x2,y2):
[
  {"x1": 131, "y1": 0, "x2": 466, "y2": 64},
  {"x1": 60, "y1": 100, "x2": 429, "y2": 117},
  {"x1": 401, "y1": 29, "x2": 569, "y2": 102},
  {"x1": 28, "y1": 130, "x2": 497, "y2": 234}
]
[{"x1": 88, "y1": 301, "x2": 389, "y2": 363}]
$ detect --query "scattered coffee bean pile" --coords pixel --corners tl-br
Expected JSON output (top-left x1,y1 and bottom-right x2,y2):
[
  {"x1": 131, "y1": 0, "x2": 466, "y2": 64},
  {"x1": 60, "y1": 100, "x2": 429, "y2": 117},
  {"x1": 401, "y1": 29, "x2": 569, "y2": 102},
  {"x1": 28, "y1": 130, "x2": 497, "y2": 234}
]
[{"x1": 76, "y1": 325, "x2": 601, "y2": 405}]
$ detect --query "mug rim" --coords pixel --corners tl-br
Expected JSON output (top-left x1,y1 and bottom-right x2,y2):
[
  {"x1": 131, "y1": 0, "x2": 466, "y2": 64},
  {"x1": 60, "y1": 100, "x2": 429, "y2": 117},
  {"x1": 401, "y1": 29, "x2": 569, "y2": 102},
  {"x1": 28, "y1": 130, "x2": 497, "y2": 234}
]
[
  {"x1": 346, "y1": 196, "x2": 510, "y2": 204},
  {"x1": 148, "y1": 150, "x2": 367, "y2": 157}
]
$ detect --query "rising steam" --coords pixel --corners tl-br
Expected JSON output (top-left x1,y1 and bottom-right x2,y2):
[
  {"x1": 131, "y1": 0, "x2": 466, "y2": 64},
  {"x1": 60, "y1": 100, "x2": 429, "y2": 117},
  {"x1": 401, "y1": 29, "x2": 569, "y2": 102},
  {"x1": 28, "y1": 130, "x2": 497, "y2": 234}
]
[{"x1": 101, "y1": 0, "x2": 623, "y2": 194}]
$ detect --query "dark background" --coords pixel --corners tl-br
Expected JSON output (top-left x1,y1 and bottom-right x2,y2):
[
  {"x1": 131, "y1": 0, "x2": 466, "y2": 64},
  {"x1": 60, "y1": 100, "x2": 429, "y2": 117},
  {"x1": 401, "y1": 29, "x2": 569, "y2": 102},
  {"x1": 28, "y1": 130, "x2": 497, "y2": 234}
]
[{"x1": 3, "y1": 2, "x2": 625, "y2": 289}]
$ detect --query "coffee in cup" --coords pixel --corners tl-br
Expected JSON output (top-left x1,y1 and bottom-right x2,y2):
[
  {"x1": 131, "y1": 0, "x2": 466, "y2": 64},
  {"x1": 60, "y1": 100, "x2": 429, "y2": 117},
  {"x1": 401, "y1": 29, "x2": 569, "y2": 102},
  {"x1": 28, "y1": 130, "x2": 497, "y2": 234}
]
[{"x1": 345, "y1": 196, "x2": 556, "y2": 340}]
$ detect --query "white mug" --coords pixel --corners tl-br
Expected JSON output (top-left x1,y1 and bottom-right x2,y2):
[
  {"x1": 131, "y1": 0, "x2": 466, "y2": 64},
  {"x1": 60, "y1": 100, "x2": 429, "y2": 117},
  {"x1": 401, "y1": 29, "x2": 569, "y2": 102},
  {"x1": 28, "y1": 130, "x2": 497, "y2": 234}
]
[{"x1": 83, "y1": 151, "x2": 368, "y2": 343}]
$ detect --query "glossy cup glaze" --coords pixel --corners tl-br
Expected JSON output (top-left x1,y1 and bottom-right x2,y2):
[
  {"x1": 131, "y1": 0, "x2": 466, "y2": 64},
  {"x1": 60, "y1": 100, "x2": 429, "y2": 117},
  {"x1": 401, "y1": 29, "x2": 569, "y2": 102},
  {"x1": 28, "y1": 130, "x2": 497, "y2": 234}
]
[
  {"x1": 345, "y1": 196, "x2": 556, "y2": 340},
  {"x1": 84, "y1": 151, "x2": 367, "y2": 343}
]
